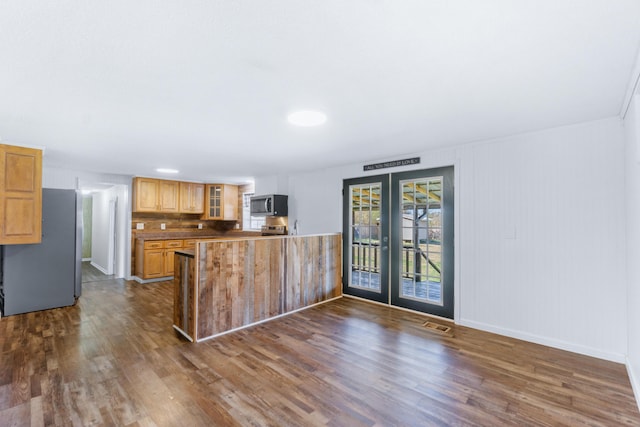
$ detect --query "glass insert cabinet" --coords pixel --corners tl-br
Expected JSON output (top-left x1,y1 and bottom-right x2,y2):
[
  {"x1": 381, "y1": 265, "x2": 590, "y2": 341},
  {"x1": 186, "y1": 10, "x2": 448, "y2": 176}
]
[{"x1": 202, "y1": 184, "x2": 239, "y2": 221}]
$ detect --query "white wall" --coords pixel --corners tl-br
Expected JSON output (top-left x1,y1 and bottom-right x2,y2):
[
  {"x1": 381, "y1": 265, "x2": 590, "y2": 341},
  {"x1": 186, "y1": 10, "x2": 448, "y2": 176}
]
[
  {"x1": 624, "y1": 94, "x2": 640, "y2": 402},
  {"x1": 272, "y1": 117, "x2": 628, "y2": 362},
  {"x1": 91, "y1": 189, "x2": 114, "y2": 274},
  {"x1": 254, "y1": 173, "x2": 290, "y2": 196},
  {"x1": 459, "y1": 118, "x2": 626, "y2": 362},
  {"x1": 43, "y1": 166, "x2": 131, "y2": 189},
  {"x1": 43, "y1": 167, "x2": 132, "y2": 279}
]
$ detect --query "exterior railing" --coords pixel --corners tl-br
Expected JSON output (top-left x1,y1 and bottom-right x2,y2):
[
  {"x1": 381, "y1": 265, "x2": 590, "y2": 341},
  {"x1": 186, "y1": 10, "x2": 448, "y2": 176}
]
[{"x1": 351, "y1": 241, "x2": 440, "y2": 280}]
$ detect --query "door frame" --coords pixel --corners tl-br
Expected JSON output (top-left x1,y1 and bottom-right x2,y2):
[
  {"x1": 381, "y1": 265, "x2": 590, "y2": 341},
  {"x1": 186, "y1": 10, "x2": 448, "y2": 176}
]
[{"x1": 342, "y1": 165, "x2": 456, "y2": 320}]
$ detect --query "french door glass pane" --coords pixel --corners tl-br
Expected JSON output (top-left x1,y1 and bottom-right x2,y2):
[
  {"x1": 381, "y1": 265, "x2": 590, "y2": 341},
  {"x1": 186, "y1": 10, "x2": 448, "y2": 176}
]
[
  {"x1": 399, "y1": 177, "x2": 443, "y2": 304},
  {"x1": 350, "y1": 183, "x2": 381, "y2": 292}
]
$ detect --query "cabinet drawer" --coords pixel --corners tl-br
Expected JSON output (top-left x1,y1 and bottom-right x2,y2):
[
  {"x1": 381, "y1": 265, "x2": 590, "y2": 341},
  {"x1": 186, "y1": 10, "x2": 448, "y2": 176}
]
[
  {"x1": 165, "y1": 240, "x2": 183, "y2": 248},
  {"x1": 144, "y1": 241, "x2": 164, "y2": 249},
  {"x1": 183, "y1": 239, "x2": 196, "y2": 248}
]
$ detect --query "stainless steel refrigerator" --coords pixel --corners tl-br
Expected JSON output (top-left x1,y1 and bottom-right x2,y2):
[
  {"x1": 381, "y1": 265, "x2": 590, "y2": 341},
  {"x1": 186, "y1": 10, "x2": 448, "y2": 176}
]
[{"x1": 1, "y1": 188, "x2": 82, "y2": 316}]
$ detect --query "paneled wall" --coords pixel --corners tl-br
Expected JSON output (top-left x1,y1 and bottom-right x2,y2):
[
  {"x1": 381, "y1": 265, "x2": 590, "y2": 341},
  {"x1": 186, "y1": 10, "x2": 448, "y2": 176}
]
[
  {"x1": 459, "y1": 119, "x2": 626, "y2": 361},
  {"x1": 275, "y1": 117, "x2": 628, "y2": 362},
  {"x1": 624, "y1": 94, "x2": 640, "y2": 400}
]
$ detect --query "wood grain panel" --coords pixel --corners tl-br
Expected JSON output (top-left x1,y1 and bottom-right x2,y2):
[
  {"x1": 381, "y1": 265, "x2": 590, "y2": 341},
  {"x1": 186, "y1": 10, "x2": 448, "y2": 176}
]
[
  {"x1": 174, "y1": 252, "x2": 196, "y2": 339},
  {"x1": 195, "y1": 234, "x2": 342, "y2": 340}
]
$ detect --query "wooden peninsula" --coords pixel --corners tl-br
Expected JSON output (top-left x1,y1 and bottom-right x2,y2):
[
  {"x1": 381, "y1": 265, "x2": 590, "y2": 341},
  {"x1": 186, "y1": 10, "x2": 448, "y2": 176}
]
[{"x1": 173, "y1": 233, "x2": 342, "y2": 342}]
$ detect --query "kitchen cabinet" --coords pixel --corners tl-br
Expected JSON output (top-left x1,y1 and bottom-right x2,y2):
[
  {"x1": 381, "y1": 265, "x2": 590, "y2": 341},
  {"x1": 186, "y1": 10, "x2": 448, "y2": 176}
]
[
  {"x1": 163, "y1": 240, "x2": 183, "y2": 276},
  {"x1": 135, "y1": 239, "x2": 185, "y2": 280},
  {"x1": 0, "y1": 144, "x2": 42, "y2": 244},
  {"x1": 141, "y1": 241, "x2": 164, "y2": 278},
  {"x1": 132, "y1": 177, "x2": 179, "y2": 213},
  {"x1": 202, "y1": 184, "x2": 238, "y2": 220},
  {"x1": 179, "y1": 182, "x2": 204, "y2": 214}
]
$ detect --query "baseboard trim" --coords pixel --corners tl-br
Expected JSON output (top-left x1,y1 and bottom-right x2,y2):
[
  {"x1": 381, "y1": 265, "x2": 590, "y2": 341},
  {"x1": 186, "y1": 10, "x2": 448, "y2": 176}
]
[
  {"x1": 172, "y1": 325, "x2": 194, "y2": 342},
  {"x1": 132, "y1": 275, "x2": 172, "y2": 284},
  {"x1": 459, "y1": 318, "x2": 626, "y2": 363},
  {"x1": 627, "y1": 358, "x2": 640, "y2": 412},
  {"x1": 342, "y1": 294, "x2": 454, "y2": 324},
  {"x1": 90, "y1": 262, "x2": 109, "y2": 275}
]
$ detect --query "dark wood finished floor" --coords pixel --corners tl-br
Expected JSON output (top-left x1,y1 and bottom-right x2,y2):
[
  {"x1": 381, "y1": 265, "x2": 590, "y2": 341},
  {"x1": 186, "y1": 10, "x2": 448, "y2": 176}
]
[{"x1": 1, "y1": 277, "x2": 639, "y2": 426}]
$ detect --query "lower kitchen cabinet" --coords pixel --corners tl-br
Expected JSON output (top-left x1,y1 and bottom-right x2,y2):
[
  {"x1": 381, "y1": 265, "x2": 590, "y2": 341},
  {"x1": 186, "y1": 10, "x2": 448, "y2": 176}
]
[{"x1": 135, "y1": 239, "x2": 185, "y2": 280}]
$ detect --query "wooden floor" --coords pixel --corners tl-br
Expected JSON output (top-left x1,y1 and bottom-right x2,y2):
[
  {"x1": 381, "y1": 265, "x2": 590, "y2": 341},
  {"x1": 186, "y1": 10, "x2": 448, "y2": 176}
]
[{"x1": 1, "y1": 278, "x2": 639, "y2": 426}]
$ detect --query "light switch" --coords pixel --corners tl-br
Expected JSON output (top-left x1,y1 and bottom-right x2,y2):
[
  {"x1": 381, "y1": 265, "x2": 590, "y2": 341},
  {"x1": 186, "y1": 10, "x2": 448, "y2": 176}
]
[
  {"x1": 160, "y1": 223, "x2": 166, "y2": 230},
  {"x1": 198, "y1": 223, "x2": 203, "y2": 229},
  {"x1": 136, "y1": 223, "x2": 144, "y2": 230}
]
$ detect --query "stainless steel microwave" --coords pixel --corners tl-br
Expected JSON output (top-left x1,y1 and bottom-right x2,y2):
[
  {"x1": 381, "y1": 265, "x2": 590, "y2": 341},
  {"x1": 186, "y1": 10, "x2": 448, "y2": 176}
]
[{"x1": 250, "y1": 194, "x2": 288, "y2": 216}]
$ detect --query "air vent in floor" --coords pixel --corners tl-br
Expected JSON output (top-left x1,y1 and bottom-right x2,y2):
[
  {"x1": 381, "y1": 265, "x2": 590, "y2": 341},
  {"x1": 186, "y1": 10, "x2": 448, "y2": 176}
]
[{"x1": 422, "y1": 321, "x2": 453, "y2": 336}]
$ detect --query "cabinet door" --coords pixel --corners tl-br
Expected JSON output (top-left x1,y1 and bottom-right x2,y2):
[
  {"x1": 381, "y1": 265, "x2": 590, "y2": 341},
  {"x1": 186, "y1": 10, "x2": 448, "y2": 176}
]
[
  {"x1": 143, "y1": 249, "x2": 165, "y2": 278},
  {"x1": 179, "y1": 182, "x2": 204, "y2": 213},
  {"x1": 133, "y1": 178, "x2": 160, "y2": 212},
  {"x1": 159, "y1": 180, "x2": 179, "y2": 213},
  {"x1": 204, "y1": 184, "x2": 222, "y2": 219},
  {"x1": 222, "y1": 184, "x2": 238, "y2": 220},
  {"x1": 163, "y1": 240, "x2": 182, "y2": 276},
  {"x1": 191, "y1": 183, "x2": 205, "y2": 213},
  {"x1": 0, "y1": 144, "x2": 42, "y2": 244},
  {"x1": 164, "y1": 249, "x2": 178, "y2": 276}
]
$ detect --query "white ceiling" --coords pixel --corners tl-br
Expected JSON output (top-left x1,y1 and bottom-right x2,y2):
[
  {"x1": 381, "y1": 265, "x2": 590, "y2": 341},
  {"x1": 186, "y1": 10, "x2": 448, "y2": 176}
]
[{"x1": 2, "y1": 1, "x2": 640, "y2": 183}]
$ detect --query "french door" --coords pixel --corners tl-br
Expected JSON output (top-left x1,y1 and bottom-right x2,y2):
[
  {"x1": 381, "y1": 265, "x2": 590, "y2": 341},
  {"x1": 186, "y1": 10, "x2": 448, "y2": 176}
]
[{"x1": 343, "y1": 167, "x2": 454, "y2": 318}]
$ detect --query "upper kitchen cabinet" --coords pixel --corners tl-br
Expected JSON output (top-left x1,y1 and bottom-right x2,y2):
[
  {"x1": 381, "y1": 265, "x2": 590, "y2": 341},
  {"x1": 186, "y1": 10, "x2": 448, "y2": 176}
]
[
  {"x1": 202, "y1": 184, "x2": 238, "y2": 220},
  {"x1": 179, "y1": 182, "x2": 204, "y2": 214},
  {"x1": 132, "y1": 177, "x2": 179, "y2": 213},
  {"x1": 0, "y1": 144, "x2": 43, "y2": 244}
]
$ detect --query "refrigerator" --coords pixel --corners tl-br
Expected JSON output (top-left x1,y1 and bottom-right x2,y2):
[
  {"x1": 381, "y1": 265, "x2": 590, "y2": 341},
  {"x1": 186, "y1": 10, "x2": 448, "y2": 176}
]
[{"x1": 1, "y1": 188, "x2": 82, "y2": 316}]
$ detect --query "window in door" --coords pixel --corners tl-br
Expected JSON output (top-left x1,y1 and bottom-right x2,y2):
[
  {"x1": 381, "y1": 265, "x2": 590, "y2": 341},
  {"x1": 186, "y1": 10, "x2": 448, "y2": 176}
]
[{"x1": 342, "y1": 175, "x2": 389, "y2": 304}]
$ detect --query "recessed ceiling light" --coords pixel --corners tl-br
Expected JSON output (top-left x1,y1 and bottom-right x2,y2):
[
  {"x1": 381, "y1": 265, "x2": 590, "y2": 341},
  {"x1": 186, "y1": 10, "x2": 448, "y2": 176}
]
[
  {"x1": 156, "y1": 168, "x2": 179, "y2": 174},
  {"x1": 287, "y1": 110, "x2": 327, "y2": 127}
]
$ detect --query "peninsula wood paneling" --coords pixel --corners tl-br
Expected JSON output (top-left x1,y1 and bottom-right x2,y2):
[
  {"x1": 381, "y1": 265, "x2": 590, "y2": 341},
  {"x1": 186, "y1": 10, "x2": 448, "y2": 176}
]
[
  {"x1": 173, "y1": 251, "x2": 196, "y2": 340},
  {"x1": 196, "y1": 234, "x2": 341, "y2": 340}
]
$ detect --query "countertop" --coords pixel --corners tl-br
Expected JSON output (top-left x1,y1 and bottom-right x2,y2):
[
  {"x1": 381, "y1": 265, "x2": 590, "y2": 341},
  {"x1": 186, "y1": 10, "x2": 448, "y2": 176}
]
[
  {"x1": 133, "y1": 230, "x2": 262, "y2": 241},
  {"x1": 175, "y1": 249, "x2": 195, "y2": 257}
]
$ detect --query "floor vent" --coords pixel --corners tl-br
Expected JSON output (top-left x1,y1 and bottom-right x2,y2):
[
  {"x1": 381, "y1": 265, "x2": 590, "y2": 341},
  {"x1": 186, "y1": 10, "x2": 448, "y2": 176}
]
[{"x1": 422, "y1": 321, "x2": 452, "y2": 335}]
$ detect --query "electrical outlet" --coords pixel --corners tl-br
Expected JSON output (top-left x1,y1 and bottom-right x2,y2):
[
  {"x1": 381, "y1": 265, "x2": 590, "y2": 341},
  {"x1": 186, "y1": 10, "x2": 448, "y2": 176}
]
[
  {"x1": 198, "y1": 223, "x2": 203, "y2": 229},
  {"x1": 136, "y1": 223, "x2": 144, "y2": 230},
  {"x1": 160, "y1": 223, "x2": 166, "y2": 230}
]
